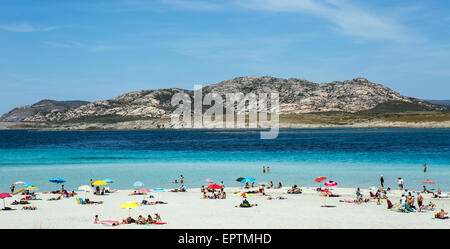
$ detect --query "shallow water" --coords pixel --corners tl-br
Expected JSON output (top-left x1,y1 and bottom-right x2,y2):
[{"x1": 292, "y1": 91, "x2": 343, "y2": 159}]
[{"x1": 0, "y1": 128, "x2": 449, "y2": 192}]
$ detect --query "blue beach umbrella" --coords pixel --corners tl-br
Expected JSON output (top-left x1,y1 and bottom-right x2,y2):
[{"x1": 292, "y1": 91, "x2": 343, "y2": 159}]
[
  {"x1": 240, "y1": 178, "x2": 256, "y2": 183},
  {"x1": 49, "y1": 178, "x2": 66, "y2": 184},
  {"x1": 23, "y1": 183, "x2": 36, "y2": 188},
  {"x1": 103, "y1": 178, "x2": 113, "y2": 183}
]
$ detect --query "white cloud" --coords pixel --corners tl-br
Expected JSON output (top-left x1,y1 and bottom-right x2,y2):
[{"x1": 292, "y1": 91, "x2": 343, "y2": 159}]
[
  {"x1": 236, "y1": 0, "x2": 413, "y2": 42},
  {"x1": 0, "y1": 23, "x2": 60, "y2": 32}
]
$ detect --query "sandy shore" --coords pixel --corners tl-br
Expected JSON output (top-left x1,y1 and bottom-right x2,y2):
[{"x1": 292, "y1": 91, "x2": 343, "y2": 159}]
[{"x1": 0, "y1": 187, "x2": 449, "y2": 229}]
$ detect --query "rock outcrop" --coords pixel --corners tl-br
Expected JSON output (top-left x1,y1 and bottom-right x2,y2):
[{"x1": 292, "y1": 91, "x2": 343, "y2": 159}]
[{"x1": 3, "y1": 76, "x2": 445, "y2": 122}]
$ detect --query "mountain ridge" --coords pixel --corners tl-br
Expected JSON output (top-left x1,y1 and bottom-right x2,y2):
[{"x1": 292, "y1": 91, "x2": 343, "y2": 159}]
[{"x1": 1, "y1": 76, "x2": 447, "y2": 122}]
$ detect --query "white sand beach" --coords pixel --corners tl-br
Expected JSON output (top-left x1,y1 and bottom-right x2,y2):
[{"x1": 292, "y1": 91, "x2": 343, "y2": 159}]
[{"x1": 0, "y1": 186, "x2": 449, "y2": 229}]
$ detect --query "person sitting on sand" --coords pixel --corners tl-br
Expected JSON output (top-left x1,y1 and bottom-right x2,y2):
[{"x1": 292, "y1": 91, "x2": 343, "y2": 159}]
[
  {"x1": 270, "y1": 181, "x2": 274, "y2": 188},
  {"x1": 147, "y1": 215, "x2": 154, "y2": 224},
  {"x1": 201, "y1": 192, "x2": 208, "y2": 199},
  {"x1": 435, "y1": 209, "x2": 449, "y2": 219},
  {"x1": 85, "y1": 198, "x2": 103, "y2": 204},
  {"x1": 201, "y1": 186, "x2": 205, "y2": 192},
  {"x1": 425, "y1": 201, "x2": 436, "y2": 210},
  {"x1": 122, "y1": 217, "x2": 136, "y2": 224},
  {"x1": 277, "y1": 182, "x2": 282, "y2": 189},
  {"x1": 287, "y1": 185, "x2": 302, "y2": 194},
  {"x1": 238, "y1": 198, "x2": 258, "y2": 208},
  {"x1": 244, "y1": 182, "x2": 250, "y2": 189},
  {"x1": 136, "y1": 215, "x2": 147, "y2": 224},
  {"x1": 155, "y1": 213, "x2": 162, "y2": 223}
]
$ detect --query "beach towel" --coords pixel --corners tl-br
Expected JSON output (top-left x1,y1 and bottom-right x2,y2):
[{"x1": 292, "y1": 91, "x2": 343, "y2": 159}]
[
  {"x1": 391, "y1": 203, "x2": 401, "y2": 211},
  {"x1": 405, "y1": 205, "x2": 415, "y2": 212}
]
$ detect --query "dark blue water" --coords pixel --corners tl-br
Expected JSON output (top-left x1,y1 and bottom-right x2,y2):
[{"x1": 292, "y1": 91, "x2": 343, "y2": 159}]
[{"x1": 0, "y1": 128, "x2": 449, "y2": 192}]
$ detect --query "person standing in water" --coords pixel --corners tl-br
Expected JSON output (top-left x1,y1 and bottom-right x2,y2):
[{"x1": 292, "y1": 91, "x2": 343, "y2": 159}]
[
  {"x1": 180, "y1": 175, "x2": 184, "y2": 184},
  {"x1": 380, "y1": 175, "x2": 384, "y2": 187},
  {"x1": 424, "y1": 164, "x2": 427, "y2": 173},
  {"x1": 263, "y1": 166, "x2": 266, "y2": 174},
  {"x1": 267, "y1": 167, "x2": 270, "y2": 174}
]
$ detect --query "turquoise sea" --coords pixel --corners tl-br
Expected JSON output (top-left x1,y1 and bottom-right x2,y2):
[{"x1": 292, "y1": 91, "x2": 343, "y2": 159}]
[{"x1": 0, "y1": 128, "x2": 449, "y2": 192}]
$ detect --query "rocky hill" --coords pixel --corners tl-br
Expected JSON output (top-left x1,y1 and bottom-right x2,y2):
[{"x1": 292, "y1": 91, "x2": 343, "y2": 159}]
[
  {"x1": 4, "y1": 76, "x2": 447, "y2": 122},
  {"x1": 0, "y1": 100, "x2": 90, "y2": 122}
]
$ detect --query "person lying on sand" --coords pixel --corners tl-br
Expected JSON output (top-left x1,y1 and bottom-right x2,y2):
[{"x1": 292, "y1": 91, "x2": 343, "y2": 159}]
[
  {"x1": 129, "y1": 190, "x2": 144, "y2": 195},
  {"x1": 47, "y1": 196, "x2": 61, "y2": 201},
  {"x1": 434, "y1": 209, "x2": 449, "y2": 219},
  {"x1": 267, "y1": 196, "x2": 287, "y2": 200},
  {"x1": 287, "y1": 185, "x2": 302, "y2": 194},
  {"x1": 141, "y1": 200, "x2": 167, "y2": 205},
  {"x1": 22, "y1": 206, "x2": 37, "y2": 210},
  {"x1": 84, "y1": 198, "x2": 103, "y2": 204},
  {"x1": 11, "y1": 200, "x2": 30, "y2": 205}
]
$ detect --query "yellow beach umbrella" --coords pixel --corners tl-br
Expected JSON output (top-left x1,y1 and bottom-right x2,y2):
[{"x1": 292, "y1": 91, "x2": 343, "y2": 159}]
[
  {"x1": 92, "y1": 180, "x2": 108, "y2": 186},
  {"x1": 26, "y1": 186, "x2": 39, "y2": 191},
  {"x1": 121, "y1": 202, "x2": 139, "y2": 216}
]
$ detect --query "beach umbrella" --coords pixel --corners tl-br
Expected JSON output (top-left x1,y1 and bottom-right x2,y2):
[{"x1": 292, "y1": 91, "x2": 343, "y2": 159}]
[
  {"x1": 103, "y1": 178, "x2": 113, "y2": 183},
  {"x1": 133, "y1": 181, "x2": 144, "y2": 188},
  {"x1": 240, "y1": 178, "x2": 256, "y2": 183},
  {"x1": 0, "y1": 193, "x2": 12, "y2": 209},
  {"x1": 205, "y1": 179, "x2": 214, "y2": 183},
  {"x1": 324, "y1": 181, "x2": 338, "y2": 187},
  {"x1": 14, "y1": 181, "x2": 25, "y2": 185},
  {"x1": 137, "y1": 188, "x2": 151, "y2": 194},
  {"x1": 92, "y1": 180, "x2": 108, "y2": 186},
  {"x1": 121, "y1": 202, "x2": 139, "y2": 217},
  {"x1": 26, "y1": 186, "x2": 39, "y2": 191},
  {"x1": 23, "y1": 183, "x2": 36, "y2": 188},
  {"x1": 207, "y1": 184, "x2": 223, "y2": 190},
  {"x1": 314, "y1": 177, "x2": 327, "y2": 182},
  {"x1": 422, "y1": 180, "x2": 435, "y2": 184},
  {"x1": 236, "y1": 177, "x2": 245, "y2": 182},
  {"x1": 49, "y1": 178, "x2": 66, "y2": 184}
]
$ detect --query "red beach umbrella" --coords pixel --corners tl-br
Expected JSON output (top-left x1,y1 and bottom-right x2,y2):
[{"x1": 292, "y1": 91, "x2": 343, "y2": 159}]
[
  {"x1": 207, "y1": 184, "x2": 222, "y2": 190},
  {"x1": 0, "y1": 192, "x2": 12, "y2": 209},
  {"x1": 324, "y1": 181, "x2": 338, "y2": 187},
  {"x1": 314, "y1": 177, "x2": 327, "y2": 182},
  {"x1": 422, "y1": 180, "x2": 435, "y2": 184}
]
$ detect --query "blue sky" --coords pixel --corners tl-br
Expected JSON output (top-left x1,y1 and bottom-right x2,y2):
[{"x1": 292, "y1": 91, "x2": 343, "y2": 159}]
[{"x1": 0, "y1": 0, "x2": 449, "y2": 114}]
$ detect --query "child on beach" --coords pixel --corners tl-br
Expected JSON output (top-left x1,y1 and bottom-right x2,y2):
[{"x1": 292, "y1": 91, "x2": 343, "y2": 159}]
[{"x1": 155, "y1": 213, "x2": 162, "y2": 223}]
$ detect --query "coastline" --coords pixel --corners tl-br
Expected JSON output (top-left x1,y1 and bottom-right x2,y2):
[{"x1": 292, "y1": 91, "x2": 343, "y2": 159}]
[
  {"x1": 1, "y1": 186, "x2": 448, "y2": 229},
  {"x1": 1, "y1": 120, "x2": 450, "y2": 131}
]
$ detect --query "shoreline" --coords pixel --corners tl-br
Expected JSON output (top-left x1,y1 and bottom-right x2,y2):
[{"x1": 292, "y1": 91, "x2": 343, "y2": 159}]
[{"x1": 1, "y1": 121, "x2": 450, "y2": 131}]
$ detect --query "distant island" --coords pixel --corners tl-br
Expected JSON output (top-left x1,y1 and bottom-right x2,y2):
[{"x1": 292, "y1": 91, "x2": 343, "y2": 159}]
[{"x1": 0, "y1": 76, "x2": 449, "y2": 130}]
